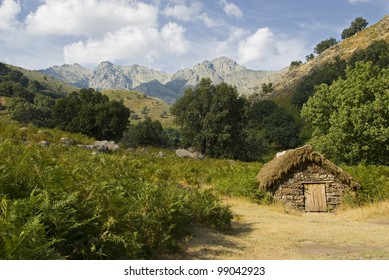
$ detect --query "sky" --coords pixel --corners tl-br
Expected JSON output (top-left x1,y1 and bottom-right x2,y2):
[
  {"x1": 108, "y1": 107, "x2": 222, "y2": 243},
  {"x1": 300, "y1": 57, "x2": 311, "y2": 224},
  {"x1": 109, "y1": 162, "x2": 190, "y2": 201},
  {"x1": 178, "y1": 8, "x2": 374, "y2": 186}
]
[{"x1": 0, "y1": 0, "x2": 388, "y2": 72}]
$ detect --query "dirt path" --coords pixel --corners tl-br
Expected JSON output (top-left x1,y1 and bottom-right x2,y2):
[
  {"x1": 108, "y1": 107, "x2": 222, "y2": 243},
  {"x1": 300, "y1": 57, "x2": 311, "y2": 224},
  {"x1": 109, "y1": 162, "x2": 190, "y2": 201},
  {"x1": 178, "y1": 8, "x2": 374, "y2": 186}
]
[{"x1": 180, "y1": 198, "x2": 389, "y2": 260}]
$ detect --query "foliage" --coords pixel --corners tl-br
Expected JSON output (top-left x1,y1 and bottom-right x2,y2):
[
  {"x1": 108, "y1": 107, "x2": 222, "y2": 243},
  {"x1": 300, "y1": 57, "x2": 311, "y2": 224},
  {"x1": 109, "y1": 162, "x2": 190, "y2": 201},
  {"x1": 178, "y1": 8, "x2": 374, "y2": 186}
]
[
  {"x1": 314, "y1": 37, "x2": 338, "y2": 54},
  {"x1": 171, "y1": 78, "x2": 247, "y2": 159},
  {"x1": 0, "y1": 63, "x2": 65, "y2": 127},
  {"x1": 245, "y1": 100, "x2": 301, "y2": 159},
  {"x1": 52, "y1": 88, "x2": 130, "y2": 141},
  {"x1": 301, "y1": 62, "x2": 389, "y2": 165},
  {"x1": 0, "y1": 122, "x2": 234, "y2": 259},
  {"x1": 261, "y1": 83, "x2": 274, "y2": 94},
  {"x1": 292, "y1": 40, "x2": 389, "y2": 109},
  {"x1": 343, "y1": 165, "x2": 389, "y2": 204},
  {"x1": 291, "y1": 57, "x2": 347, "y2": 108},
  {"x1": 306, "y1": 53, "x2": 315, "y2": 61},
  {"x1": 290, "y1": 60, "x2": 303, "y2": 68},
  {"x1": 122, "y1": 117, "x2": 166, "y2": 148},
  {"x1": 348, "y1": 40, "x2": 389, "y2": 69},
  {"x1": 341, "y1": 17, "x2": 368, "y2": 40}
]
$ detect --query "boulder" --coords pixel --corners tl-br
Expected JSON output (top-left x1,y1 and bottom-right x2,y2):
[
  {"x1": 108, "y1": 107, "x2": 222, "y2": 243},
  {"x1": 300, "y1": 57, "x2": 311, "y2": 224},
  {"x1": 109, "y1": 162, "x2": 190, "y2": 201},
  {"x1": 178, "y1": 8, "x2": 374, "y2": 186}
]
[
  {"x1": 94, "y1": 140, "x2": 120, "y2": 152},
  {"x1": 38, "y1": 140, "x2": 51, "y2": 147},
  {"x1": 155, "y1": 151, "x2": 167, "y2": 158},
  {"x1": 76, "y1": 140, "x2": 120, "y2": 153},
  {"x1": 175, "y1": 149, "x2": 204, "y2": 159}
]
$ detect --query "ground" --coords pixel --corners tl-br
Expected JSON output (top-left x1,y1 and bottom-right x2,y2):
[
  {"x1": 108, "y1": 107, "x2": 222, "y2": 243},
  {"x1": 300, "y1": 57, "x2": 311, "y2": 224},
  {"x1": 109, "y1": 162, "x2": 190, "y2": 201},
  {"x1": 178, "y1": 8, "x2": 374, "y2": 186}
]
[{"x1": 178, "y1": 198, "x2": 389, "y2": 260}]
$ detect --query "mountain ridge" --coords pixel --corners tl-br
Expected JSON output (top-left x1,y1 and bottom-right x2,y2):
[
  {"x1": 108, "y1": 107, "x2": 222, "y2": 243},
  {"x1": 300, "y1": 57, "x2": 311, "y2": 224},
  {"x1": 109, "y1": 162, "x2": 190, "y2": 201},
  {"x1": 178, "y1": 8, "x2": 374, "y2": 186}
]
[{"x1": 40, "y1": 56, "x2": 278, "y2": 103}]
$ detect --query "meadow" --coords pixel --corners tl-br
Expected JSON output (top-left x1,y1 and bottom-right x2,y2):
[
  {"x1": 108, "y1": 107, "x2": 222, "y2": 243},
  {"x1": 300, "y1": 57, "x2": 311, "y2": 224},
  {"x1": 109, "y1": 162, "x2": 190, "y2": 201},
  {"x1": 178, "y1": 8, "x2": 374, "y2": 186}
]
[{"x1": 0, "y1": 115, "x2": 388, "y2": 259}]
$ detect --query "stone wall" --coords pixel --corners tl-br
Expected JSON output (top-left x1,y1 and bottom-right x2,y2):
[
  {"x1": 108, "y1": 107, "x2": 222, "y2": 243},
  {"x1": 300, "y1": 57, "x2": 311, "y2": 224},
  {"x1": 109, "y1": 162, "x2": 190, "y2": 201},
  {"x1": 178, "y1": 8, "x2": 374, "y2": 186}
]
[{"x1": 272, "y1": 162, "x2": 349, "y2": 212}]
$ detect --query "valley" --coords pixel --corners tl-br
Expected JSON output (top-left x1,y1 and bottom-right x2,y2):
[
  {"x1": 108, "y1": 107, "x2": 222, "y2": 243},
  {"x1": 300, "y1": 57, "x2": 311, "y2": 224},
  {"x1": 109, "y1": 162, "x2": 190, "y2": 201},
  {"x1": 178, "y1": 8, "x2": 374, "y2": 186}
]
[{"x1": 0, "y1": 13, "x2": 388, "y2": 261}]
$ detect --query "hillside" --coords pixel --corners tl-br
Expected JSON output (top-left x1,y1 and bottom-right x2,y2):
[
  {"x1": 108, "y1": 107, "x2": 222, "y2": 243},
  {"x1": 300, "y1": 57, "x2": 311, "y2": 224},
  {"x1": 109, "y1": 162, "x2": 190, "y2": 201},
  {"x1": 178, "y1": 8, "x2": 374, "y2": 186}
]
[
  {"x1": 6, "y1": 64, "x2": 76, "y2": 94},
  {"x1": 102, "y1": 89, "x2": 174, "y2": 125},
  {"x1": 269, "y1": 14, "x2": 389, "y2": 100},
  {"x1": 40, "y1": 57, "x2": 277, "y2": 103}
]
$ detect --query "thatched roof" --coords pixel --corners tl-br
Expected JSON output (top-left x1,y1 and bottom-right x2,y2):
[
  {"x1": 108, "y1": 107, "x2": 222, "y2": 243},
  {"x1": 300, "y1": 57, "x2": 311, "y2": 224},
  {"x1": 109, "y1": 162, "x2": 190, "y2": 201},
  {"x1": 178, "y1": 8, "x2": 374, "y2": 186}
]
[{"x1": 256, "y1": 145, "x2": 361, "y2": 191}]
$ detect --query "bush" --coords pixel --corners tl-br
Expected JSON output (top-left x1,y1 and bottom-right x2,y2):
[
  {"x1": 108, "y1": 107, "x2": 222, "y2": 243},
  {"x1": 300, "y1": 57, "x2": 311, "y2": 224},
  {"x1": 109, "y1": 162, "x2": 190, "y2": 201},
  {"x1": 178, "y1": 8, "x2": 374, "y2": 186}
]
[
  {"x1": 0, "y1": 136, "x2": 233, "y2": 259},
  {"x1": 343, "y1": 165, "x2": 389, "y2": 204}
]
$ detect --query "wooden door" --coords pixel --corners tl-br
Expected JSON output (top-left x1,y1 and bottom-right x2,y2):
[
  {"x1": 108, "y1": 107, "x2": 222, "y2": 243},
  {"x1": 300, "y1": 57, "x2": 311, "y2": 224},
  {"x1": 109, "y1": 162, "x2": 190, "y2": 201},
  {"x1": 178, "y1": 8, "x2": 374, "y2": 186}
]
[{"x1": 304, "y1": 183, "x2": 327, "y2": 212}]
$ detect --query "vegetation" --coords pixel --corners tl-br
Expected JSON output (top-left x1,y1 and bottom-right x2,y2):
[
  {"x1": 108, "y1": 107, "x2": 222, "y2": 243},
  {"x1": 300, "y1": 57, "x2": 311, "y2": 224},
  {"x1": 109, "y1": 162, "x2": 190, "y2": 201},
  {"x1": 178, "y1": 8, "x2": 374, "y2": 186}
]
[
  {"x1": 0, "y1": 116, "x2": 236, "y2": 259},
  {"x1": 291, "y1": 57, "x2": 347, "y2": 108},
  {"x1": 341, "y1": 17, "x2": 369, "y2": 40},
  {"x1": 314, "y1": 37, "x2": 338, "y2": 54},
  {"x1": 103, "y1": 89, "x2": 174, "y2": 125},
  {"x1": 301, "y1": 62, "x2": 388, "y2": 165},
  {"x1": 261, "y1": 82, "x2": 274, "y2": 94},
  {"x1": 292, "y1": 40, "x2": 389, "y2": 108},
  {"x1": 122, "y1": 117, "x2": 167, "y2": 148},
  {"x1": 290, "y1": 60, "x2": 303, "y2": 68},
  {"x1": 1, "y1": 18, "x2": 389, "y2": 260},
  {"x1": 53, "y1": 88, "x2": 130, "y2": 141},
  {"x1": 172, "y1": 78, "x2": 302, "y2": 161},
  {"x1": 171, "y1": 78, "x2": 247, "y2": 159}
]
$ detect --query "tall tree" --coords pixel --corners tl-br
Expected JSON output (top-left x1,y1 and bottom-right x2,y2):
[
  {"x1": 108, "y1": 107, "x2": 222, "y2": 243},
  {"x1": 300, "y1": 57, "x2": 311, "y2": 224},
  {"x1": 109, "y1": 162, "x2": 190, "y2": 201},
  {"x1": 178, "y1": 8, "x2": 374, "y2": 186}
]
[
  {"x1": 53, "y1": 88, "x2": 130, "y2": 141},
  {"x1": 301, "y1": 62, "x2": 389, "y2": 164},
  {"x1": 171, "y1": 78, "x2": 247, "y2": 159}
]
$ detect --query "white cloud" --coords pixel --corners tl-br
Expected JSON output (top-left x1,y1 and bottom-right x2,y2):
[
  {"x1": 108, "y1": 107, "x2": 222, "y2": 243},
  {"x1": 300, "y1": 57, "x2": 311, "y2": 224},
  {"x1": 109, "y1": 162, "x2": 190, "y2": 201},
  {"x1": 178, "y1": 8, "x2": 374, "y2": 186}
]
[
  {"x1": 162, "y1": 1, "x2": 218, "y2": 27},
  {"x1": 238, "y1": 28, "x2": 278, "y2": 65},
  {"x1": 25, "y1": 0, "x2": 158, "y2": 37},
  {"x1": 162, "y1": 2, "x2": 202, "y2": 21},
  {"x1": 220, "y1": 0, "x2": 243, "y2": 18},
  {"x1": 0, "y1": 0, "x2": 21, "y2": 30},
  {"x1": 235, "y1": 28, "x2": 310, "y2": 70},
  {"x1": 64, "y1": 22, "x2": 189, "y2": 68}
]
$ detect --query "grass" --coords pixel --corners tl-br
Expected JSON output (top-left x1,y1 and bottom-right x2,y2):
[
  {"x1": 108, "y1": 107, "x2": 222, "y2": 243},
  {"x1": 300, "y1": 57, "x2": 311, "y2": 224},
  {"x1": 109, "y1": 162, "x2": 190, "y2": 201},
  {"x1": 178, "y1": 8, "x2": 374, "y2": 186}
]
[
  {"x1": 103, "y1": 89, "x2": 175, "y2": 126},
  {"x1": 181, "y1": 197, "x2": 389, "y2": 260},
  {"x1": 6, "y1": 64, "x2": 76, "y2": 94},
  {"x1": 0, "y1": 116, "x2": 234, "y2": 259},
  {"x1": 0, "y1": 114, "x2": 388, "y2": 260}
]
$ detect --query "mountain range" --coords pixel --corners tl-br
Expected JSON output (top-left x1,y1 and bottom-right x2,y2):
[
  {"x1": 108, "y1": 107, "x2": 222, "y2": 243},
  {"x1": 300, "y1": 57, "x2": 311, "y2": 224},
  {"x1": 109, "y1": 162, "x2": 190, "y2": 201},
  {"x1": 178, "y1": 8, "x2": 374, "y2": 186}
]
[
  {"x1": 39, "y1": 15, "x2": 389, "y2": 104},
  {"x1": 40, "y1": 57, "x2": 278, "y2": 103}
]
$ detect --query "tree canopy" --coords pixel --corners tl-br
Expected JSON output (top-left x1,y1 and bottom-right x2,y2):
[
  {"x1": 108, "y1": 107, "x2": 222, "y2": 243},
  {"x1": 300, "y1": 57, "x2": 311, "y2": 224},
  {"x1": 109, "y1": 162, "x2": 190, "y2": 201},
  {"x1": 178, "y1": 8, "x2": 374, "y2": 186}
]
[
  {"x1": 341, "y1": 17, "x2": 368, "y2": 39},
  {"x1": 171, "y1": 78, "x2": 247, "y2": 159},
  {"x1": 314, "y1": 38, "x2": 338, "y2": 54},
  {"x1": 53, "y1": 88, "x2": 130, "y2": 141},
  {"x1": 301, "y1": 62, "x2": 389, "y2": 165}
]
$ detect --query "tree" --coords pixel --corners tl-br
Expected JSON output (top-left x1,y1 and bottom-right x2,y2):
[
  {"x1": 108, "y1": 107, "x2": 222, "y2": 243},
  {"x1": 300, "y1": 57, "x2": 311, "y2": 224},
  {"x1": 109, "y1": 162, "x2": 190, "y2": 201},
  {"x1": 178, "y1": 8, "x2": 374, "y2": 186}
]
[
  {"x1": 121, "y1": 117, "x2": 166, "y2": 148},
  {"x1": 306, "y1": 53, "x2": 315, "y2": 61},
  {"x1": 53, "y1": 88, "x2": 130, "y2": 141},
  {"x1": 247, "y1": 100, "x2": 301, "y2": 152},
  {"x1": 301, "y1": 62, "x2": 389, "y2": 164},
  {"x1": 348, "y1": 39, "x2": 389, "y2": 69},
  {"x1": 290, "y1": 60, "x2": 303, "y2": 68},
  {"x1": 314, "y1": 38, "x2": 338, "y2": 54},
  {"x1": 171, "y1": 78, "x2": 247, "y2": 159},
  {"x1": 341, "y1": 17, "x2": 368, "y2": 39},
  {"x1": 261, "y1": 83, "x2": 274, "y2": 94}
]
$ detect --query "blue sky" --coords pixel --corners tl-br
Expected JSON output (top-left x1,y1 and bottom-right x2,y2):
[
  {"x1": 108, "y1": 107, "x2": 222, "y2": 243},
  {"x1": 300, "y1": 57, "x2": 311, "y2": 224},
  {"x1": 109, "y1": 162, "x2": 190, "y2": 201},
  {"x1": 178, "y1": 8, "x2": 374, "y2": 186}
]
[{"x1": 0, "y1": 0, "x2": 388, "y2": 72}]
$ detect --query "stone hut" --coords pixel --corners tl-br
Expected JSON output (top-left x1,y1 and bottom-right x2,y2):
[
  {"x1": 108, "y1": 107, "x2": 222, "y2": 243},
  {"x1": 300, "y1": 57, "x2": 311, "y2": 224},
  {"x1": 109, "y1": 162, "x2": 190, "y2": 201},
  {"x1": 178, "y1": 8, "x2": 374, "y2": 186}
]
[{"x1": 256, "y1": 145, "x2": 361, "y2": 212}]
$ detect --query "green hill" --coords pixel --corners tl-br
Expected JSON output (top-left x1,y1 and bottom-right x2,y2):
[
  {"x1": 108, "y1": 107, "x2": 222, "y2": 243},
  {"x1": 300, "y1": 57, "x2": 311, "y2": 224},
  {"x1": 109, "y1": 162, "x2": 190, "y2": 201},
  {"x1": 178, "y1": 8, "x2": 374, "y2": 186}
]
[
  {"x1": 6, "y1": 64, "x2": 76, "y2": 94},
  {"x1": 103, "y1": 89, "x2": 174, "y2": 125}
]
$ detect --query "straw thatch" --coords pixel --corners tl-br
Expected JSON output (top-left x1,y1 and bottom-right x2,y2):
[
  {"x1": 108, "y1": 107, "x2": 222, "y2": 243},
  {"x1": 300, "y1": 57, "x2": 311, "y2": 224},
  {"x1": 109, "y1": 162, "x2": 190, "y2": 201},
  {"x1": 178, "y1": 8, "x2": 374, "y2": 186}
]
[{"x1": 256, "y1": 145, "x2": 361, "y2": 191}]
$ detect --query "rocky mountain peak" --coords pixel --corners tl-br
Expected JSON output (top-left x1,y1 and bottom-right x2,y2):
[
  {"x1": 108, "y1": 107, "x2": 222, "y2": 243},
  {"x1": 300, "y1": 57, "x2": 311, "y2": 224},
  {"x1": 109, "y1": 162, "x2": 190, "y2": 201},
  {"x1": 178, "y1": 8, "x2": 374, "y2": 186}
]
[
  {"x1": 40, "y1": 56, "x2": 278, "y2": 103},
  {"x1": 97, "y1": 61, "x2": 115, "y2": 68}
]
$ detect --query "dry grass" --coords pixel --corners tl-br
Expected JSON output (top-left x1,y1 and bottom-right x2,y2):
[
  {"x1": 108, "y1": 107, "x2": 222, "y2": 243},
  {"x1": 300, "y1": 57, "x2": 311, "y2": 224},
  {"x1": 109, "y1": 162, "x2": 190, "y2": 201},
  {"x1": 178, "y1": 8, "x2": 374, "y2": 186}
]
[
  {"x1": 178, "y1": 198, "x2": 389, "y2": 260},
  {"x1": 336, "y1": 201, "x2": 389, "y2": 223}
]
